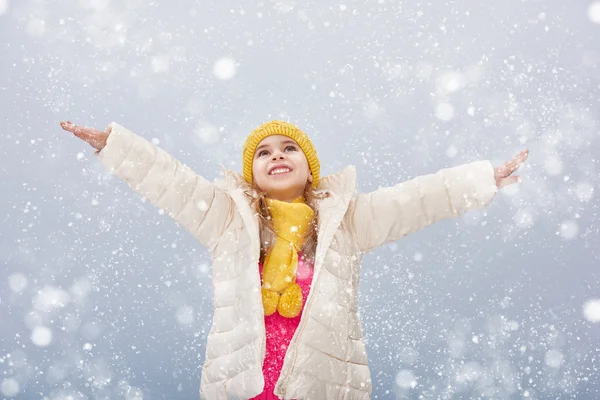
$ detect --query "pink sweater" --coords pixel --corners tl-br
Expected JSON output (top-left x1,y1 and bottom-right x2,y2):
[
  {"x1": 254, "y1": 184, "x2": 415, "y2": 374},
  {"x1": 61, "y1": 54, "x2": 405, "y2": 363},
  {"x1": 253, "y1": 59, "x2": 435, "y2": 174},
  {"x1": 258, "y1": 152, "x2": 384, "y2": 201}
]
[{"x1": 250, "y1": 253, "x2": 314, "y2": 400}]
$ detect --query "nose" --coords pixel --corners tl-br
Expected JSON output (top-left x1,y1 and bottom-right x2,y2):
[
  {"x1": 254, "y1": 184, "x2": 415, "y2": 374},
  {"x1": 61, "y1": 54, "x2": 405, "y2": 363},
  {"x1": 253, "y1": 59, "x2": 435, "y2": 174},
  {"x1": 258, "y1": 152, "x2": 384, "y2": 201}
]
[{"x1": 271, "y1": 150, "x2": 286, "y2": 160}]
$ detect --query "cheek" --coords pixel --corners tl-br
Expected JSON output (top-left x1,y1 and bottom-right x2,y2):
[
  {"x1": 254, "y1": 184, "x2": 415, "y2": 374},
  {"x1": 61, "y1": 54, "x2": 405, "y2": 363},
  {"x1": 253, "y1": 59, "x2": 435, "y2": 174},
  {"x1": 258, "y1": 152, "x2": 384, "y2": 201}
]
[{"x1": 253, "y1": 163, "x2": 266, "y2": 181}]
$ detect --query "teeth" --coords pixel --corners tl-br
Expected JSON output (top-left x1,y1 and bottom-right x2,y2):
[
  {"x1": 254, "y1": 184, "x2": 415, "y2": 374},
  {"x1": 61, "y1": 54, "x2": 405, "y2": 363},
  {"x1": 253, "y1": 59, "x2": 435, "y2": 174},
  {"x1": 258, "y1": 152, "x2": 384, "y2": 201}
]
[{"x1": 270, "y1": 168, "x2": 291, "y2": 175}]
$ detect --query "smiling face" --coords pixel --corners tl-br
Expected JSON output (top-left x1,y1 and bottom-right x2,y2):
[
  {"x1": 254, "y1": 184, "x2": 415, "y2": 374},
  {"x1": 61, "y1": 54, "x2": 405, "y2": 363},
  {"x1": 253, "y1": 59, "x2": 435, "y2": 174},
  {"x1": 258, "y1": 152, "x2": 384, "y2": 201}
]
[{"x1": 251, "y1": 135, "x2": 313, "y2": 202}]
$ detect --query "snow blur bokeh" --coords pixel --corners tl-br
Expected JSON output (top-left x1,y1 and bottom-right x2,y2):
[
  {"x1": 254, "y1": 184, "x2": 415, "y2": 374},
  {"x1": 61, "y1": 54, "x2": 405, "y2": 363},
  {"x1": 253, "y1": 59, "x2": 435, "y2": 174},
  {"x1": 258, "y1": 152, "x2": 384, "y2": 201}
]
[{"x1": 1, "y1": 0, "x2": 600, "y2": 399}]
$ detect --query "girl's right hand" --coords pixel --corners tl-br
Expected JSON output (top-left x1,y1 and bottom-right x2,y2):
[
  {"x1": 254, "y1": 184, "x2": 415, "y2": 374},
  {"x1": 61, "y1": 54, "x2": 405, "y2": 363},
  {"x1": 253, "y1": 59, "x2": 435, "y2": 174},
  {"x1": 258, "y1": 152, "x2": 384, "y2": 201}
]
[{"x1": 60, "y1": 121, "x2": 110, "y2": 151}]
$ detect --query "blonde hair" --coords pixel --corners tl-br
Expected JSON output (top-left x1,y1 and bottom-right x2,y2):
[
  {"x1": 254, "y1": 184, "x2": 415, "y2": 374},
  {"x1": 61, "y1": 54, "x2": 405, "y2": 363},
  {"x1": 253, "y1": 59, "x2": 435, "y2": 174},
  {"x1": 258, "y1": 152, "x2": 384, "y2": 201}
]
[{"x1": 243, "y1": 181, "x2": 329, "y2": 265}]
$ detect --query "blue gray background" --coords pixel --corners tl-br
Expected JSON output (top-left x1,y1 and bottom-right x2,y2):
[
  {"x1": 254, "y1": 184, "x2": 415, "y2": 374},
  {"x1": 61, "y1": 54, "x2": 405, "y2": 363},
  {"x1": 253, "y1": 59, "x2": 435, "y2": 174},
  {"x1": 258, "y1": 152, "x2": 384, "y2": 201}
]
[{"x1": 2, "y1": 0, "x2": 600, "y2": 399}]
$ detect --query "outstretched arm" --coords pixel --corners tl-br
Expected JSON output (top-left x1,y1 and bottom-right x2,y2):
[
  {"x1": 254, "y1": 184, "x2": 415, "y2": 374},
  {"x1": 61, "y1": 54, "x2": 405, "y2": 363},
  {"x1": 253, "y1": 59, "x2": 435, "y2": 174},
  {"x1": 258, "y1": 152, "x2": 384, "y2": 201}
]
[
  {"x1": 60, "y1": 121, "x2": 232, "y2": 249},
  {"x1": 349, "y1": 150, "x2": 528, "y2": 253}
]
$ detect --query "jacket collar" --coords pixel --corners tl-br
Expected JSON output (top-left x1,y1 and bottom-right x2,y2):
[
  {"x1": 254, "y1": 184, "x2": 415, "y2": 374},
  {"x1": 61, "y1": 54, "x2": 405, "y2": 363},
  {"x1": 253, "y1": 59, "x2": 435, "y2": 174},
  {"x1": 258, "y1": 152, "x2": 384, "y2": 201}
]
[{"x1": 218, "y1": 164, "x2": 357, "y2": 267}]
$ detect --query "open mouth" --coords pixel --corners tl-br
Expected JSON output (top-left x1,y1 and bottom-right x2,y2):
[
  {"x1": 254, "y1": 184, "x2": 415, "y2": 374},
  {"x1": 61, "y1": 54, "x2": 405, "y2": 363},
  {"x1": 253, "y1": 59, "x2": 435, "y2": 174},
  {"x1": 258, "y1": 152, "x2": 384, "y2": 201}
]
[{"x1": 269, "y1": 167, "x2": 292, "y2": 176}]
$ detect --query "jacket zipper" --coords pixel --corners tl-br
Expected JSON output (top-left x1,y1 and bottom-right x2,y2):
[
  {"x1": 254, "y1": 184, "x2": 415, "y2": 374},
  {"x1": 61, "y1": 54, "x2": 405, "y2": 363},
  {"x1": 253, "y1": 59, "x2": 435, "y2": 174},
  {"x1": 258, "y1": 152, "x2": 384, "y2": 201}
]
[
  {"x1": 277, "y1": 196, "x2": 343, "y2": 398},
  {"x1": 277, "y1": 298, "x2": 310, "y2": 398},
  {"x1": 257, "y1": 250, "x2": 266, "y2": 364},
  {"x1": 276, "y1": 236, "x2": 327, "y2": 397}
]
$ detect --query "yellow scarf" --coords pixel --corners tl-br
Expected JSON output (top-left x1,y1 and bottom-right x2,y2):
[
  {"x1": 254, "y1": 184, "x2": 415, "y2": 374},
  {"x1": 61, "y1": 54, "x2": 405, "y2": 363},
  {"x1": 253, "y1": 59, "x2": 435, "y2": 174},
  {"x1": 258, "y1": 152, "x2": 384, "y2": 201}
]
[{"x1": 261, "y1": 196, "x2": 314, "y2": 318}]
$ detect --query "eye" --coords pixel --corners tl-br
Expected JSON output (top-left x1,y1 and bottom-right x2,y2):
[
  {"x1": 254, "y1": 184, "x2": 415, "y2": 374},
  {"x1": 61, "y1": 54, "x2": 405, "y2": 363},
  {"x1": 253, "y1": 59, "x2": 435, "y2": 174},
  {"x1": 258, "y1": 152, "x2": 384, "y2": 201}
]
[
  {"x1": 285, "y1": 145, "x2": 297, "y2": 152},
  {"x1": 257, "y1": 150, "x2": 269, "y2": 157}
]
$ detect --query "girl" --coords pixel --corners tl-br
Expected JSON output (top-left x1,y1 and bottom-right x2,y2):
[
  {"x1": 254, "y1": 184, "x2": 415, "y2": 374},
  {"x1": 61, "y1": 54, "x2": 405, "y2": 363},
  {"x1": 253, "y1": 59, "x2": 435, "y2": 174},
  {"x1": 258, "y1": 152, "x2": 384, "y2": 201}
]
[{"x1": 59, "y1": 120, "x2": 528, "y2": 400}]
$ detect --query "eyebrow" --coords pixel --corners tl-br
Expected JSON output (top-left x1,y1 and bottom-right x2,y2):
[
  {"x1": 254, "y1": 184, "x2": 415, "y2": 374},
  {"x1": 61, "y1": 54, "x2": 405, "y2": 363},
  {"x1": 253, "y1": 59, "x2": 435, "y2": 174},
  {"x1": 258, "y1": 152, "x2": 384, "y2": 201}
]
[{"x1": 254, "y1": 139, "x2": 298, "y2": 154}]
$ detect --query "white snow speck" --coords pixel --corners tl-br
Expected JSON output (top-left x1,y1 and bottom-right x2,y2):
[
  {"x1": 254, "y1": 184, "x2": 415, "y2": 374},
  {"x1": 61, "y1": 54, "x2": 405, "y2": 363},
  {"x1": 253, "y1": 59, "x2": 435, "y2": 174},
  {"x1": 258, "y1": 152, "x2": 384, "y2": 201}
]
[
  {"x1": 31, "y1": 326, "x2": 53, "y2": 347},
  {"x1": 513, "y1": 208, "x2": 534, "y2": 229},
  {"x1": 445, "y1": 145, "x2": 458, "y2": 158},
  {"x1": 0, "y1": 378, "x2": 19, "y2": 398},
  {"x1": 364, "y1": 100, "x2": 384, "y2": 120},
  {"x1": 213, "y1": 57, "x2": 237, "y2": 80},
  {"x1": 198, "y1": 263, "x2": 209, "y2": 274},
  {"x1": 33, "y1": 286, "x2": 71, "y2": 312},
  {"x1": 193, "y1": 122, "x2": 220, "y2": 145},
  {"x1": 455, "y1": 362, "x2": 482, "y2": 383},
  {"x1": 151, "y1": 55, "x2": 170, "y2": 73},
  {"x1": 70, "y1": 278, "x2": 92, "y2": 304},
  {"x1": 544, "y1": 155, "x2": 563, "y2": 175},
  {"x1": 506, "y1": 320, "x2": 520, "y2": 331},
  {"x1": 574, "y1": 182, "x2": 594, "y2": 202},
  {"x1": 583, "y1": 299, "x2": 600, "y2": 323},
  {"x1": 437, "y1": 72, "x2": 466, "y2": 93},
  {"x1": 588, "y1": 2, "x2": 600, "y2": 24},
  {"x1": 397, "y1": 347, "x2": 419, "y2": 364},
  {"x1": 90, "y1": 0, "x2": 110, "y2": 11},
  {"x1": 125, "y1": 387, "x2": 144, "y2": 400},
  {"x1": 559, "y1": 220, "x2": 578, "y2": 240},
  {"x1": 435, "y1": 102, "x2": 455, "y2": 121},
  {"x1": 544, "y1": 349, "x2": 563, "y2": 368},
  {"x1": 196, "y1": 200, "x2": 208, "y2": 212},
  {"x1": 0, "y1": 0, "x2": 9, "y2": 16},
  {"x1": 520, "y1": 345, "x2": 527, "y2": 353},
  {"x1": 7, "y1": 273, "x2": 28, "y2": 293},
  {"x1": 274, "y1": 0, "x2": 295, "y2": 13},
  {"x1": 26, "y1": 18, "x2": 46, "y2": 37},
  {"x1": 395, "y1": 369, "x2": 417, "y2": 389},
  {"x1": 176, "y1": 306, "x2": 195, "y2": 326}
]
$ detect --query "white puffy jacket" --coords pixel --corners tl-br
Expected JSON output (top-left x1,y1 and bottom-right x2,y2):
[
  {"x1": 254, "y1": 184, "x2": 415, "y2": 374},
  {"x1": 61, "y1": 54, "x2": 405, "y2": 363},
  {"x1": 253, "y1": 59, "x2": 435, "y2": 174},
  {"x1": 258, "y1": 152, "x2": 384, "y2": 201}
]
[{"x1": 96, "y1": 123, "x2": 498, "y2": 399}]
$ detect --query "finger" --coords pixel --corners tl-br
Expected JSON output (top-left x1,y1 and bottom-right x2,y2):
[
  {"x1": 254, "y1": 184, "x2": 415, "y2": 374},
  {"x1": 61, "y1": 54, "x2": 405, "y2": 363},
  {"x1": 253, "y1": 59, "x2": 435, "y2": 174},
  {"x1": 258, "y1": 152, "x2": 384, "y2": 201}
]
[
  {"x1": 516, "y1": 149, "x2": 529, "y2": 162},
  {"x1": 61, "y1": 122, "x2": 76, "y2": 133},
  {"x1": 497, "y1": 166, "x2": 509, "y2": 178},
  {"x1": 74, "y1": 126, "x2": 93, "y2": 136},
  {"x1": 507, "y1": 161, "x2": 520, "y2": 174},
  {"x1": 512, "y1": 154, "x2": 527, "y2": 171},
  {"x1": 74, "y1": 127, "x2": 92, "y2": 139},
  {"x1": 506, "y1": 154, "x2": 526, "y2": 174},
  {"x1": 500, "y1": 160, "x2": 517, "y2": 177},
  {"x1": 499, "y1": 175, "x2": 520, "y2": 189}
]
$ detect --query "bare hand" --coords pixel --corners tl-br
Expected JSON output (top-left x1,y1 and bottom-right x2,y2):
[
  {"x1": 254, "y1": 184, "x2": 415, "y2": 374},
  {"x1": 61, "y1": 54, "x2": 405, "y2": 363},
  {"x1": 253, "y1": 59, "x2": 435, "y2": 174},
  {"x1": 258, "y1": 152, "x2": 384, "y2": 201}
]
[
  {"x1": 494, "y1": 149, "x2": 529, "y2": 189},
  {"x1": 60, "y1": 121, "x2": 109, "y2": 151}
]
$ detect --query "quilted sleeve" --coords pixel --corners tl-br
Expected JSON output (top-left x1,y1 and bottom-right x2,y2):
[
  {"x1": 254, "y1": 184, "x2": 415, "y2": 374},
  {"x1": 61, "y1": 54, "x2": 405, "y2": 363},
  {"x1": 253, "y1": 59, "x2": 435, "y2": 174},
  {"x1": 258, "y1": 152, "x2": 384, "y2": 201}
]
[
  {"x1": 349, "y1": 160, "x2": 498, "y2": 253},
  {"x1": 94, "y1": 122, "x2": 232, "y2": 249}
]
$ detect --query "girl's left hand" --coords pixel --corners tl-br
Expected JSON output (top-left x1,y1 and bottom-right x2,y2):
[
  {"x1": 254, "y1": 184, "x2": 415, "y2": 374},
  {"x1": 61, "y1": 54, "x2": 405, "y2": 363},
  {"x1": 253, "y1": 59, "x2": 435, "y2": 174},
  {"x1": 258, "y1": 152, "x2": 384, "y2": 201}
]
[{"x1": 494, "y1": 149, "x2": 529, "y2": 189}]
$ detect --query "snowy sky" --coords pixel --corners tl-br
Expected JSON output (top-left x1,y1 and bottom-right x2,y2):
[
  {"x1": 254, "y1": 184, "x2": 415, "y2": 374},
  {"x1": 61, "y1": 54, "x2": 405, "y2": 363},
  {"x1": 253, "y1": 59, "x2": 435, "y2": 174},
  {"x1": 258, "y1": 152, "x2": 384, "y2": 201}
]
[{"x1": 1, "y1": 0, "x2": 600, "y2": 399}]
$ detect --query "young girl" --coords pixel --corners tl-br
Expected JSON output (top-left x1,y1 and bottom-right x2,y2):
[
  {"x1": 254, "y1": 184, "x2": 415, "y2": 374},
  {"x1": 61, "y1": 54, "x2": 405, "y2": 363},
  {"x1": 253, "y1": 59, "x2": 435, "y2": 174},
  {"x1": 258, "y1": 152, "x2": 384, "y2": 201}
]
[{"x1": 59, "y1": 120, "x2": 528, "y2": 400}]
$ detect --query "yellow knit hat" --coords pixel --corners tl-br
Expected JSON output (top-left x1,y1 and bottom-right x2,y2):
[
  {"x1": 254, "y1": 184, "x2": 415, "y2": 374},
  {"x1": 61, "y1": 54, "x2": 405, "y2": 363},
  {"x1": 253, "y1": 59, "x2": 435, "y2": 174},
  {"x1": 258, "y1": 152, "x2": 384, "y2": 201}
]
[{"x1": 242, "y1": 120, "x2": 320, "y2": 188}]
